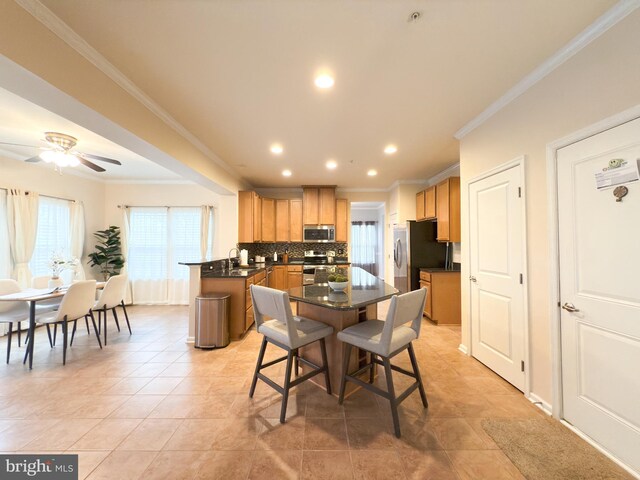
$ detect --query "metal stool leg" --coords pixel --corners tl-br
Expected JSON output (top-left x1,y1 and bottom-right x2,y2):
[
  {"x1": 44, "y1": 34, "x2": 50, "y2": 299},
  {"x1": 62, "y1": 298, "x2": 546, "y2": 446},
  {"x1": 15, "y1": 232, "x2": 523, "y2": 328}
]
[
  {"x1": 249, "y1": 337, "x2": 268, "y2": 398},
  {"x1": 319, "y1": 337, "x2": 331, "y2": 395},
  {"x1": 121, "y1": 301, "x2": 132, "y2": 335},
  {"x1": 383, "y1": 357, "x2": 401, "y2": 438},
  {"x1": 6, "y1": 322, "x2": 12, "y2": 364},
  {"x1": 408, "y1": 343, "x2": 428, "y2": 408},
  {"x1": 338, "y1": 344, "x2": 352, "y2": 404},
  {"x1": 280, "y1": 350, "x2": 294, "y2": 423}
]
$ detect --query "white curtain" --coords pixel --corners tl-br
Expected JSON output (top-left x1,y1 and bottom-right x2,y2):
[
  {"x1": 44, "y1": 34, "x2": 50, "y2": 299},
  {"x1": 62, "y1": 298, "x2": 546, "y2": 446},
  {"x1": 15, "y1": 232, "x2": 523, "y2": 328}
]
[
  {"x1": 120, "y1": 207, "x2": 133, "y2": 305},
  {"x1": 7, "y1": 189, "x2": 39, "y2": 288},
  {"x1": 69, "y1": 201, "x2": 86, "y2": 280},
  {"x1": 0, "y1": 190, "x2": 10, "y2": 279},
  {"x1": 29, "y1": 197, "x2": 71, "y2": 278},
  {"x1": 351, "y1": 221, "x2": 379, "y2": 276},
  {"x1": 200, "y1": 206, "x2": 211, "y2": 262}
]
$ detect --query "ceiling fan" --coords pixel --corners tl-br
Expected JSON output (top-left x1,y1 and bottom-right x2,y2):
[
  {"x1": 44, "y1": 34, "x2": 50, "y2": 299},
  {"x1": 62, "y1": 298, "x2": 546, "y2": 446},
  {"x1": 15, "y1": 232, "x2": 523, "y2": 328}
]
[{"x1": 0, "y1": 132, "x2": 122, "y2": 172}]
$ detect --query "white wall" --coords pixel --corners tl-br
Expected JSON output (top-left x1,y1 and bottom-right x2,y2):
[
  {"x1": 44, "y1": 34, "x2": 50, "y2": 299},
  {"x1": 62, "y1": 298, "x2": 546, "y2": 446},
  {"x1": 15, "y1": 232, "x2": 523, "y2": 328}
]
[
  {"x1": 0, "y1": 156, "x2": 106, "y2": 279},
  {"x1": 459, "y1": 11, "x2": 640, "y2": 406}
]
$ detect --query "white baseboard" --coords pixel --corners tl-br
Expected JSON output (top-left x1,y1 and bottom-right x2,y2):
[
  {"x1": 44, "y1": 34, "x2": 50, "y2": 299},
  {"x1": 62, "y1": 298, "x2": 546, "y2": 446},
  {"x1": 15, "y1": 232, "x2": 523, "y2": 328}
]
[
  {"x1": 527, "y1": 393, "x2": 552, "y2": 415},
  {"x1": 560, "y1": 420, "x2": 640, "y2": 479},
  {"x1": 186, "y1": 337, "x2": 195, "y2": 344},
  {"x1": 458, "y1": 343, "x2": 468, "y2": 355}
]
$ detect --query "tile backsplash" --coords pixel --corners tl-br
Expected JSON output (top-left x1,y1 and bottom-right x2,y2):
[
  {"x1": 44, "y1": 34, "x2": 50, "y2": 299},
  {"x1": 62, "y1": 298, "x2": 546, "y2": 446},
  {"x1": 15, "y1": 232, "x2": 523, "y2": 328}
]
[{"x1": 238, "y1": 242, "x2": 348, "y2": 259}]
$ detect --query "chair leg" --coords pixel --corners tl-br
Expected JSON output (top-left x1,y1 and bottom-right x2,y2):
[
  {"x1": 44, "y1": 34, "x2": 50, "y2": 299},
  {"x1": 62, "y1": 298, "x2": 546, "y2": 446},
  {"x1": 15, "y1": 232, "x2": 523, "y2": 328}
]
[
  {"x1": 408, "y1": 343, "x2": 428, "y2": 408},
  {"x1": 112, "y1": 308, "x2": 121, "y2": 332},
  {"x1": 319, "y1": 337, "x2": 331, "y2": 395},
  {"x1": 383, "y1": 357, "x2": 401, "y2": 438},
  {"x1": 17, "y1": 324, "x2": 21, "y2": 347},
  {"x1": 53, "y1": 324, "x2": 57, "y2": 346},
  {"x1": 103, "y1": 307, "x2": 108, "y2": 345},
  {"x1": 370, "y1": 353, "x2": 376, "y2": 384},
  {"x1": 294, "y1": 349, "x2": 299, "y2": 377},
  {"x1": 85, "y1": 316, "x2": 90, "y2": 335},
  {"x1": 89, "y1": 311, "x2": 102, "y2": 349},
  {"x1": 70, "y1": 320, "x2": 78, "y2": 346},
  {"x1": 249, "y1": 337, "x2": 268, "y2": 398},
  {"x1": 46, "y1": 324, "x2": 54, "y2": 348},
  {"x1": 6, "y1": 322, "x2": 12, "y2": 364},
  {"x1": 97, "y1": 310, "x2": 101, "y2": 334},
  {"x1": 338, "y1": 344, "x2": 353, "y2": 405},
  {"x1": 121, "y1": 301, "x2": 132, "y2": 335},
  {"x1": 280, "y1": 349, "x2": 294, "y2": 424},
  {"x1": 62, "y1": 321, "x2": 68, "y2": 366}
]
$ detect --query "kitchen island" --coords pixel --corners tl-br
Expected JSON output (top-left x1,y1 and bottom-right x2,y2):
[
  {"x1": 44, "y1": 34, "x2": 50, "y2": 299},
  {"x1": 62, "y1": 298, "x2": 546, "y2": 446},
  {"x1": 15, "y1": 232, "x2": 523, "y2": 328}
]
[{"x1": 287, "y1": 267, "x2": 398, "y2": 395}]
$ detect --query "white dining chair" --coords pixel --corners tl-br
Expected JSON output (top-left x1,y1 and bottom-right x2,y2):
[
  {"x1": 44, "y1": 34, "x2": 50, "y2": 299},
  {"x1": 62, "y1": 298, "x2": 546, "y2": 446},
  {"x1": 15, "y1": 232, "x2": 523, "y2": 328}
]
[
  {"x1": 337, "y1": 288, "x2": 428, "y2": 438},
  {"x1": 34, "y1": 280, "x2": 101, "y2": 365},
  {"x1": 0, "y1": 280, "x2": 30, "y2": 364},
  {"x1": 90, "y1": 274, "x2": 130, "y2": 346},
  {"x1": 250, "y1": 284, "x2": 333, "y2": 423},
  {"x1": 31, "y1": 275, "x2": 64, "y2": 346}
]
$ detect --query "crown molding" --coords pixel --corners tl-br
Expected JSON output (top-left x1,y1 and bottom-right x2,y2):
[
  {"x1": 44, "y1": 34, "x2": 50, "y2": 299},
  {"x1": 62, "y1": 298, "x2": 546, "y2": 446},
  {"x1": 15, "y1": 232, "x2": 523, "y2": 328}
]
[
  {"x1": 454, "y1": 0, "x2": 640, "y2": 140},
  {"x1": 15, "y1": 0, "x2": 242, "y2": 182}
]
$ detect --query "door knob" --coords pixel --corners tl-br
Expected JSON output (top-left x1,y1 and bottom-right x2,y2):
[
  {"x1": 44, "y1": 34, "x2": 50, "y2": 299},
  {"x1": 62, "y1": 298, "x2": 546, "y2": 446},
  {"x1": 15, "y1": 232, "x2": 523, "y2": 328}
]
[
  {"x1": 562, "y1": 302, "x2": 580, "y2": 313},
  {"x1": 469, "y1": 276, "x2": 477, "y2": 282}
]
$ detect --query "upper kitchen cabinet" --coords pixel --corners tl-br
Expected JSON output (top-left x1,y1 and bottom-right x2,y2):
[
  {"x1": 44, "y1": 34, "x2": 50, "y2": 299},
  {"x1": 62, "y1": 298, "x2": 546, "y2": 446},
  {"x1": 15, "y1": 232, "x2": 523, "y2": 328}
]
[
  {"x1": 238, "y1": 191, "x2": 262, "y2": 242},
  {"x1": 436, "y1": 177, "x2": 460, "y2": 242},
  {"x1": 275, "y1": 199, "x2": 289, "y2": 242},
  {"x1": 261, "y1": 197, "x2": 276, "y2": 242},
  {"x1": 303, "y1": 186, "x2": 336, "y2": 225},
  {"x1": 335, "y1": 198, "x2": 349, "y2": 242},
  {"x1": 416, "y1": 186, "x2": 436, "y2": 221},
  {"x1": 289, "y1": 199, "x2": 303, "y2": 242}
]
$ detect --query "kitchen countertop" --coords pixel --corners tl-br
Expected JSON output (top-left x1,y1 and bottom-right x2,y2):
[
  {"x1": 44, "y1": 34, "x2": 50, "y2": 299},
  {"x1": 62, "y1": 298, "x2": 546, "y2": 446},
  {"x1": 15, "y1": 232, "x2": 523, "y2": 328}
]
[
  {"x1": 287, "y1": 267, "x2": 397, "y2": 310},
  {"x1": 198, "y1": 260, "x2": 352, "y2": 278},
  {"x1": 420, "y1": 267, "x2": 461, "y2": 273}
]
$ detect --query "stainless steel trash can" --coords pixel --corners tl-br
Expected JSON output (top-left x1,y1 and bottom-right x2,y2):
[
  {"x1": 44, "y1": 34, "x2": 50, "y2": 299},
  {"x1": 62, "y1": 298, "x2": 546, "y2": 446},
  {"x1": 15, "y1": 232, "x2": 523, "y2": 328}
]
[{"x1": 195, "y1": 294, "x2": 230, "y2": 348}]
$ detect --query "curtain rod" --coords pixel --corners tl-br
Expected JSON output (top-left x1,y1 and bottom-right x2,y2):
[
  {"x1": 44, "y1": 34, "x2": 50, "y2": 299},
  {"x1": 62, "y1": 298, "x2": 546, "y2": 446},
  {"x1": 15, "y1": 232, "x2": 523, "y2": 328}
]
[
  {"x1": 117, "y1": 205, "x2": 214, "y2": 209},
  {"x1": 0, "y1": 186, "x2": 76, "y2": 203}
]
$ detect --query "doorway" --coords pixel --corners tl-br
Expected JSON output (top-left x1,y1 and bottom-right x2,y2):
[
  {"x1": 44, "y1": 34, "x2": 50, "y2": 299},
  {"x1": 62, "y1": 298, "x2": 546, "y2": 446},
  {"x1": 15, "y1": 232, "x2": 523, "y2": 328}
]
[
  {"x1": 468, "y1": 158, "x2": 528, "y2": 392},
  {"x1": 553, "y1": 116, "x2": 640, "y2": 474},
  {"x1": 350, "y1": 202, "x2": 385, "y2": 280}
]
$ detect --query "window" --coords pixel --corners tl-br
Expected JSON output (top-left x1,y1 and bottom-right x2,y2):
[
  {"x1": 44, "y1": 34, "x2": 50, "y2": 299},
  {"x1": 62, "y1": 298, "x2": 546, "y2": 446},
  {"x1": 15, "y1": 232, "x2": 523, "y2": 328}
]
[
  {"x1": 128, "y1": 207, "x2": 209, "y2": 304},
  {"x1": 351, "y1": 221, "x2": 379, "y2": 276},
  {"x1": 29, "y1": 197, "x2": 71, "y2": 277}
]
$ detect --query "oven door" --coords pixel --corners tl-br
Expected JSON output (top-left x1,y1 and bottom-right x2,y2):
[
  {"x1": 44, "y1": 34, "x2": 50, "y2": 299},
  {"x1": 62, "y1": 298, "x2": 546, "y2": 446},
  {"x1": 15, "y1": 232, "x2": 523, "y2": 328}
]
[{"x1": 303, "y1": 266, "x2": 316, "y2": 285}]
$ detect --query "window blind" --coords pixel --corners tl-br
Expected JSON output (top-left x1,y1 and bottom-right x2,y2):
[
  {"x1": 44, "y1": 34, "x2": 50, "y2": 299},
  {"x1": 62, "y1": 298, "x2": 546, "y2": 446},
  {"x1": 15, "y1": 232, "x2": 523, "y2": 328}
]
[{"x1": 29, "y1": 197, "x2": 71, "y2": 278}]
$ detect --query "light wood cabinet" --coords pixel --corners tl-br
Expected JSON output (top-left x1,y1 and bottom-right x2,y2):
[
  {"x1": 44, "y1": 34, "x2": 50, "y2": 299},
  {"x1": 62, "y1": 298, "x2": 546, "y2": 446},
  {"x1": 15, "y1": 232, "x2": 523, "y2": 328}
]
[
  {"x1": 425, "y1": 186, "x2": 436, "y2": 219},
  {"x1": 275, "y1": 199, "x2": 289, "y2": 242},
  {"x1": 436, "y1": 177, "x2": 460, "y2": 242},
  {"x1": 303, "y1": 186, "x2": 336, "y2": 225},
  {"x1": 238, "y1": 191, "x2": 262, "y2": 243},
  {"x1": 335, "y1": 198, "x2": 349, "y2": 242},
  {"x1": 287, "y1": 265, "x2": 303, "y2": 289},
  {"x1": 289, "y1": 199, "x2": 303, "y2": 242},
  {"x1": 261, "y1": 197, "x2": 275, "y2": 242},
  {"x1": 419, "y1": 270, "x2": 460, "y2": 324},
  {"x1": 416, "y1": 191, "x2": 425, "y2": 221},
  {"x1": 271, "y1": 265, "x2": 287, "y2": 290}
]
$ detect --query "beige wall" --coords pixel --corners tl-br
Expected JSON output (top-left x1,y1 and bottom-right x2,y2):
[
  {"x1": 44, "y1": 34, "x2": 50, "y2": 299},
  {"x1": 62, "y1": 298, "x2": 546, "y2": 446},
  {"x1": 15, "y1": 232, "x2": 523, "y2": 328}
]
[
  {"x1": 459, "y1": 11, "x2": 640, "y2": 405},
  {"x1": 0, "y1": 156, "x2": 106, "y2": 279}
]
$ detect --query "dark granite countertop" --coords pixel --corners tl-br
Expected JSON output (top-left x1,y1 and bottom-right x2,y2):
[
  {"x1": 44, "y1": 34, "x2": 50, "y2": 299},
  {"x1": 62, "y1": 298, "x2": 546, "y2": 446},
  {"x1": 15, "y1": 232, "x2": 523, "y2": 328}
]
[
  {"x1": 420, "y1": 267, "x2": 461, "y2": 273},
  {"x1": 287, "y1": 267, "x2": 397, "y2": 310}
]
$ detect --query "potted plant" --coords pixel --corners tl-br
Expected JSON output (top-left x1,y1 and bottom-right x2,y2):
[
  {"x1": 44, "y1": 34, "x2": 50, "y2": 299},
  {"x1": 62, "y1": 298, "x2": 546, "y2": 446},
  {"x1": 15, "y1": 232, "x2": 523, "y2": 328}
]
[
  {"x1": 47, "y1": 252, "x2": 79, "y2": 287},
  {"x1": 88, "y1": 226, "x2": 124, "y2": 281}
]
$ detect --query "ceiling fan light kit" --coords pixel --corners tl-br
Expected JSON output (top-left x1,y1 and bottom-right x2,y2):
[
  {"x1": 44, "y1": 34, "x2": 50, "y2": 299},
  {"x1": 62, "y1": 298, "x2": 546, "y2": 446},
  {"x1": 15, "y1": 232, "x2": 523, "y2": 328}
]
[{"x1": 39, "y1": 150, "x2": 80, "y2": 167}]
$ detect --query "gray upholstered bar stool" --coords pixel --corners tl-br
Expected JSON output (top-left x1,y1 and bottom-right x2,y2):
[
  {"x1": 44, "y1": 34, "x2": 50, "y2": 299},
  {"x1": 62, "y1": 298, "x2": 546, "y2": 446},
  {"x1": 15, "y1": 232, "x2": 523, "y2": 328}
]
[
  {"x1": 249, "y1": 284, "x2": 333, "y2": 423},
  {"x1": 337, "y1": 288, "x2": 428, "y2": 437}
]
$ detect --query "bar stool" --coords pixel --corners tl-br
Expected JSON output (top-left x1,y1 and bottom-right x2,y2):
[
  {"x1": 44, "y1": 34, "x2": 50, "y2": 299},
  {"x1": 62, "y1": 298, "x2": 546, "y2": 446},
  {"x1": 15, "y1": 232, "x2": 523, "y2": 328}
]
[
  {"x1": 249, "y1": 284, "x2": 333, "y2": 423},
  {"x1": 337, "y1": 288, "x2": 428, "y2": 437}
]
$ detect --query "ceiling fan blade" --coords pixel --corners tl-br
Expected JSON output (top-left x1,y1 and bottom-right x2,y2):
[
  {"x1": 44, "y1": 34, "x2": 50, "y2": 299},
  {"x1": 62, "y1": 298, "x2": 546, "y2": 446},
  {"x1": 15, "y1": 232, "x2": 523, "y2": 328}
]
[
  {"x1": 78, "y1": 157, "x2": 106, "y2": 172},
  {"x1": 0, "y1": 141, "x2": 42, "y2": 148},
  {"x1": 81, "y1": 153, "x2": 122, "y2": 165},
  {"x1": 24, "y1": 156, "x2": 42, "y2": 163}
]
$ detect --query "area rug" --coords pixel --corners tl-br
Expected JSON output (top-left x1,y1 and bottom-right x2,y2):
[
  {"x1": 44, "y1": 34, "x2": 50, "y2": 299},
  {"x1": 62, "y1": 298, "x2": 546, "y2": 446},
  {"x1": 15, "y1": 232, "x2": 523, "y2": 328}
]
[{"x1": 481, "y1": 417, "x2": 634, "y2": 480}]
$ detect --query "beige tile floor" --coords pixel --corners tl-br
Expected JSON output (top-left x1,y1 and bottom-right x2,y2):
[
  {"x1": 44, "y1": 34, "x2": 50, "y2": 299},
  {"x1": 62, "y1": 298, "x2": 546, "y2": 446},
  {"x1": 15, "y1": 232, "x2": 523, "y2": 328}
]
[{"x1": 0, "y1": 304, "x2": 545, "y2": 479}]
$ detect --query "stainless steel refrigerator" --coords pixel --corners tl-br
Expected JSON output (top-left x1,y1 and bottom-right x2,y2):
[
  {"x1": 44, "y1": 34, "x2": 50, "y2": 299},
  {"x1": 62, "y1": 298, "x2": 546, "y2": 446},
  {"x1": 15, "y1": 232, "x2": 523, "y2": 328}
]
[{"x1": 393, "y1": 221, "x2": 447, "y2": 293}]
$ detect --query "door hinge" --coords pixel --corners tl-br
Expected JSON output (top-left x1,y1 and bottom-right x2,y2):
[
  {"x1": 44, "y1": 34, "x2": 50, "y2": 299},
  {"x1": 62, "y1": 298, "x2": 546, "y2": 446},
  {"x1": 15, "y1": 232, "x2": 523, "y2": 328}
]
[
  {"x1": 519, "y1": 273, "x2": 523, "y2": 284},
  {"x1": 557, "y1": 301, "x2": 561, "y2": 307},
  {"x1": 518, "y1": 187, "x2": 522, "y2": 198},
  {"x1": 521, "y1": 360, "x2": 525, "y2": 372}
]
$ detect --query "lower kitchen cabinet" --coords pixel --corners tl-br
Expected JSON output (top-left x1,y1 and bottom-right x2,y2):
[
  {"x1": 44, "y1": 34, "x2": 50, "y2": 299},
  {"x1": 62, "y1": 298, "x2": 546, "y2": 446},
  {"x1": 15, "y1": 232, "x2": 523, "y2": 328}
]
[
  {"x1": 419, "y1": 270, "x2": 460, "y2": 325},
  {"x1": 271, "y1": 265, "x2": 287, "y2": 290},
  {"x1": 287, "y1": 265, "x2": 303, "y2": 289}
]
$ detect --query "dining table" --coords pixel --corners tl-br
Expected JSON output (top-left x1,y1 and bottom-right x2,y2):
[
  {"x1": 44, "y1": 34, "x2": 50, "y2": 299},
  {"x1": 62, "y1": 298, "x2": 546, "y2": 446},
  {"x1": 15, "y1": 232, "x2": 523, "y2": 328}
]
[{"x1": 0, "y1": 282, "x2": 105, "y2": 369}]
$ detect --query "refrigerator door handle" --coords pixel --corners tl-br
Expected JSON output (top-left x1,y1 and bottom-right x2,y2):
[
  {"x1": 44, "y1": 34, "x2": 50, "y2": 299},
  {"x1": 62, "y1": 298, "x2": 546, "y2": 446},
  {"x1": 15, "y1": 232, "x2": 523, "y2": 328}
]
[{"x1": 395, "y1": 238, "x2": 402, "y2": 268}]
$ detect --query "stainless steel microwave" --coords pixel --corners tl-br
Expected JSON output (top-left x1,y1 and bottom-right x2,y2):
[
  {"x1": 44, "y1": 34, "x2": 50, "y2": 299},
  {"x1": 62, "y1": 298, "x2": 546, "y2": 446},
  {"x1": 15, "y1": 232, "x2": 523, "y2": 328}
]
[{"x1": 303, "y1": 225, "x2": 335, "y2": 243}]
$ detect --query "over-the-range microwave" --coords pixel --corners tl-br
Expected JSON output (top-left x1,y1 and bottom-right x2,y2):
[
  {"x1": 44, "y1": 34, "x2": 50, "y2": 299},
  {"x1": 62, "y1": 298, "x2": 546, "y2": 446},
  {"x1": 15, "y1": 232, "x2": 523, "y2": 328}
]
[{"x1": 303, "y1": 225, "x2": 335, "y2": 243}]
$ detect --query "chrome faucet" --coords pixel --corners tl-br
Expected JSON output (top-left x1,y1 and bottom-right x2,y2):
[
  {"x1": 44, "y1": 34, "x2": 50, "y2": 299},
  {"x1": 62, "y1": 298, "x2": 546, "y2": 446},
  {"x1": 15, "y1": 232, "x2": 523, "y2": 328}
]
[{"x1": 228, "y1": 247, "x2": 240, "y2": 270}]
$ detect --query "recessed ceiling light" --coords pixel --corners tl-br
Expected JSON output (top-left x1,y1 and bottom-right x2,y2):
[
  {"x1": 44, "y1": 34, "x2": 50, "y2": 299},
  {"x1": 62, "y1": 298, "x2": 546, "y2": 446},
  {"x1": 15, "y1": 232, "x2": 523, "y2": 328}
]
[
  {"x1": 270, "y1": 144, "x2": 284, "y2": 155},
  {"x1": 282, "y1": 169, "x2": 292, "y2": 177},
  {"x1": 314, "y1": 74, "x2": 335, "y2": 89},
  {"x1": 326, "y1": 160, "x2": 337, "y2": 170},
  {"x1": 367, "y1": 169, "x2": 377, "y2": 177},
  {"x1": 384, "y1": 145, "x2": 397, "y2": 155}
]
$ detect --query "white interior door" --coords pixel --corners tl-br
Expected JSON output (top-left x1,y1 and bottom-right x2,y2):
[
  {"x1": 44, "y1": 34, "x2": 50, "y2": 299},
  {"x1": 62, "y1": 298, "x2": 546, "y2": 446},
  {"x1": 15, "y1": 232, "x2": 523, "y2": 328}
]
[
  {"x1": 470, "y1": 164, "x2": 526, "y2": 391},
  {"x1": 558, "y1": 118, "x2": 640, "y2": 473}
]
